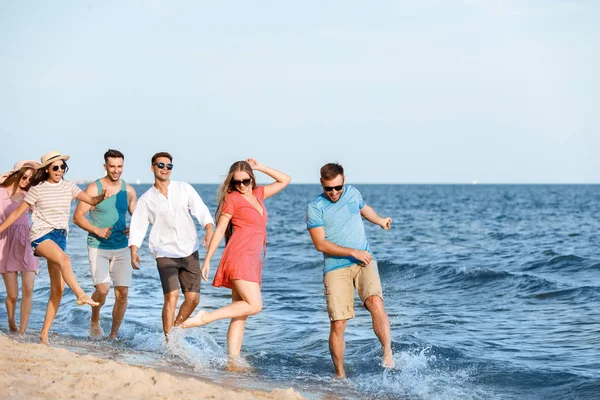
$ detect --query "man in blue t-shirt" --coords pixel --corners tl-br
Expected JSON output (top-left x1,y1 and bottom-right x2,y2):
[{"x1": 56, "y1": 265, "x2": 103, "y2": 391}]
[{"x1": 306, "y1": 162, "x2": 394, "y2": 378}]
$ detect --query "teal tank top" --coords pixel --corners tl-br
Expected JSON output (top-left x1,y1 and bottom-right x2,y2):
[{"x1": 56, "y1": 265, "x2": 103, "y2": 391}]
[{"x1": 87, "y1": 180, "x2": 129, "y2": 250}]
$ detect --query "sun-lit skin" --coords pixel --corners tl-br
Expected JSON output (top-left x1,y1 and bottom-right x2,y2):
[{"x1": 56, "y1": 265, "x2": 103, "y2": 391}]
[
  {"x1": 321, "y1": 174, "x2": 345, "y2": 203},
  {"x1": 104, "y1": 157, "x2": 124, "y2": 183},
  {"x1": 47, "y1": 160, "x2": 66, "y2": 183},
  {"x1": 152, "y1": 156, "x2": 172, "y2": 182},
  {"x1": 232, "y1": 171, "x2": 253, "y2": 195}
]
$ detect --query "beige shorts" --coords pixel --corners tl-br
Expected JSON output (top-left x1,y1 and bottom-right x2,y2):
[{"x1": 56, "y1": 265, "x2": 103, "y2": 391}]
[
  {"x1": 88, "y1": 247, "x2": 132, "y2": 287},
  {"x1": 323, "y1": 260, "x2": 384, "y2": 321}
]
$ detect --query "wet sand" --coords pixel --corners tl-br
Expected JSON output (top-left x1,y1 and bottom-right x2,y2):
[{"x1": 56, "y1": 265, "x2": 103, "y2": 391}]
[{"x1": 0, "y1": 334, "x2": 303, "y2": 400}]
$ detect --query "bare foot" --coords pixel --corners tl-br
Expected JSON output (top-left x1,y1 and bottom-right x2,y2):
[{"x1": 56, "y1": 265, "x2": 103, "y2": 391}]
[
  {"x1": 334, "y1": 372, "x2": 347, "y2": 379},
  {"x1": 382, "y1": 353, "x2": 395, "y2": 369},
  {"x1": 90, "y1": 322, "x2": 103, "y2": 339},
  {"x1": 77, "y1": 294, "x2": 99, "y2": 307},
  {"x1": 39, "y1": 334, "x2": 49, "y2": 345},
  {"x1": 225, "y1": 357, "x2": 256, "y2": 373},
  {"x1": 8, "y1": 321, "x2": 18, "y2": 333},
  {"x1": 181, "y1": 310, "x2": 206, "y2": 328}
]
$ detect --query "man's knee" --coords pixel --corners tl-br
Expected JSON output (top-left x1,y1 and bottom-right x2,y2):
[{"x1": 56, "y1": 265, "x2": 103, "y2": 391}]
[
  {"x1": 185, "y1": 293, "x2": 200, "y2": 307},
  {"x1": 95, "y1": 284, "x2": 111, "y2": 298},
  {"x1": 164, "y1": 291, "x2": 179, "y2": 305},
  {"x1": 114, "y1": 287, "x2": 129, "y2": 304},
  {"x1": 330, "y1": 319, "x2": 347, "y2": 333},
  {"x1": 364, "y1": 295, "x2": 385, "y2": 313}
]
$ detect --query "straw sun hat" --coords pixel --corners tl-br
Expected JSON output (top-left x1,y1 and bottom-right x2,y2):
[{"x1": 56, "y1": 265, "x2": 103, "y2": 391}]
[{"x1": 39, "y1": 151, "x2": 70, "y2": 169}]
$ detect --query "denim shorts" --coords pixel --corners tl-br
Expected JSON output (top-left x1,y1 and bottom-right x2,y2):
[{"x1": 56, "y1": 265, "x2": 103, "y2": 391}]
[{"x1": 31, "y1": 229, "x2": 67, "y2": 254}]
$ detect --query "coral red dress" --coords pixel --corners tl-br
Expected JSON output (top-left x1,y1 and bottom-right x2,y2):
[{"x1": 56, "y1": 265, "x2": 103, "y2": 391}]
[{"x1": 213, "y1": 186, "x2": 268, "y2": 289}]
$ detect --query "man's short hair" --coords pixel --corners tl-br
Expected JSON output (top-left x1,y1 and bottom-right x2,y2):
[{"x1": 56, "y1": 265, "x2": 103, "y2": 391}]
[
  {"x1": 320, "y1": 163, "x2": 344, "y2": 181},
  {"x1": 151, "y1": 152, "x2": 173, "y2": 164},
  {"x1": 104, "y1": 149, "x2": 124, "y2": 163}
]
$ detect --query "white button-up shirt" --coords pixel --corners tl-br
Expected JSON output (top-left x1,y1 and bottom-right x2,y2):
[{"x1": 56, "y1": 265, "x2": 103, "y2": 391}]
[{"x1": 128, "y1": 181, "x2": 214, "y2": 258}]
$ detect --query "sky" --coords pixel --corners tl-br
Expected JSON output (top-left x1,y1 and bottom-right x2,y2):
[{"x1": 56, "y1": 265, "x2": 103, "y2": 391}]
[{"x1": 0, "y1": 0, "x2": 598, "y2": 184}]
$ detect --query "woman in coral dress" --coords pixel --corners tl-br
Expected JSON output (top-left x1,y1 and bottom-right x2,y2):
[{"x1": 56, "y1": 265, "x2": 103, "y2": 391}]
[
  {"x1": 0, "y1": 160, "x2": 40, "y2": 337},
  {"x1": 182, "y1": 158, "x2": 290, "y2": 368}
]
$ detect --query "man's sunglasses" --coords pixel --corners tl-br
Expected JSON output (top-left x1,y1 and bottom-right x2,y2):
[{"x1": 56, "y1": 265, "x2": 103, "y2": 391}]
[
  {"x1": 232, "y1": 178, "x2": 252, "y2": 187},
  {"x1": 51, "y1": 163, "x2": 68, "y2": 172},
  {"x1": 323, "y1": 184, "x2": 344, "y2": 192},
  {"x1": 153, "y1": 162, "x2": 174, "y2": 170}
]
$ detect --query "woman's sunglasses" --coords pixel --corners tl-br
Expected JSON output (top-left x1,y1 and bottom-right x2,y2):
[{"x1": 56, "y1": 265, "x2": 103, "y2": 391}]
[
  {"x1": 153, "y1": 162, "x2": 174, "y2": 170},
  {"x1": 232, "y1": 178, "x2": 252, "y2": 187},
  {"x1": 51, "y1": 163, "x2": 68, "y2": 172},
  {"x1": 323, "y1": 185, "x2": 344, "y2": 192}
]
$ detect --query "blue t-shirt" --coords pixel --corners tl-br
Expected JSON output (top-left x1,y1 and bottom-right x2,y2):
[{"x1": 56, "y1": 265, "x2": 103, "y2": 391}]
[{"x1": 306, "y1": 185, "x2": 374, "y2": 275}]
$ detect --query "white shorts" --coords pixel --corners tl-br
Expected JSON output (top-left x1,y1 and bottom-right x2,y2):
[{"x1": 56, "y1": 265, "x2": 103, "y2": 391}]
[{"x1": 88, "y1": 247, "x2": 132, "y2": 287}]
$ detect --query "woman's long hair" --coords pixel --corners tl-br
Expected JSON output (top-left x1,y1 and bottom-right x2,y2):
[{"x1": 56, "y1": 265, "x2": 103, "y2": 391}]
[
  {"x1": 1, "y1": 165, "x2": 36, "y2": 197},
  {"x1": 30, "y1": 162, "x2": 68, "y2": 187},
  {"x1": 216, "y1": 161, "x2": 257, "y2": 244}
]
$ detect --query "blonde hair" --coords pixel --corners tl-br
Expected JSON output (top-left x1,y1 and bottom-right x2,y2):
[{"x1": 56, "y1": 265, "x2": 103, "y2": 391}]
[{"x1": 216, "y1": 161, "x2": 256, "y2": 243}]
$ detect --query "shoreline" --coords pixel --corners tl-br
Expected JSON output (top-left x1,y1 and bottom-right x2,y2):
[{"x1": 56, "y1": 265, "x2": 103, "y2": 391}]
[{"x1": 0, "y1": 333, "x2": 303, "y2": 400}]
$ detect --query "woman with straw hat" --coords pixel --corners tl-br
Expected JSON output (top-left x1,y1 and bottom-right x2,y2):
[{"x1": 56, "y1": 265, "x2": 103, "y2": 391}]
[
  {"x1": 0, "y1": 151, "x2": 108, "y2": 344},
  {"x1": 0, "y1": 160, "x2": 40, "y2": 337}
]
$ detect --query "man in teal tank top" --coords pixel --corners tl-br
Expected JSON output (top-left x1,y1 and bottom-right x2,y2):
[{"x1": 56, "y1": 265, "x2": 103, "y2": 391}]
[{"x1": 74, "y1": 149, "x2": 137, "y2": 339}]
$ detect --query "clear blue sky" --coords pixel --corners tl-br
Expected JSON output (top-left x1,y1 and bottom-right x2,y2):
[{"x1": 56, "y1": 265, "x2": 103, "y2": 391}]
[{"x1": 1, "y1": 1, "x2": 598, "y2": 183}]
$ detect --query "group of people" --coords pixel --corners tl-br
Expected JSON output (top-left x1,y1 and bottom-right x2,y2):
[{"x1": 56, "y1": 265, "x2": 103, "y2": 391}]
[{"x1": 0, "y1": 149, "x2": 393, "y2": 377}]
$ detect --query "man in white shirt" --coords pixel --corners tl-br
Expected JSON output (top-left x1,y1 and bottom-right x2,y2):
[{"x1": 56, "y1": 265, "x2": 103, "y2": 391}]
[{"x1": 128, "y1": 152, "x2": 214, "y2": 340}]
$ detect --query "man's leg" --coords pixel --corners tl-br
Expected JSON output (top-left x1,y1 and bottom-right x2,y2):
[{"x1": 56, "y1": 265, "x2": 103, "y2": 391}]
[
  {"x1": 163, "y1": 289, "x2": 179, "y2": 339},
  {"x1": 323, "y1": 266, "x2": 355, "y2": 378},
  {"x1": 89, "y1": 247, "x2": 111, "y2": 338},
  {"x1": 1, "y1": 272, "x2": 18, "y2": 332},
  {"x1": 156, "y1": 257, "x2": 183, "y2": 340},
  {"x1": 356, "y1": 260, "x2": 394, "y2": 368},
  {"x1": 330, "y1": 319, "x2": 348, "y2": 378},
  {"x1": 109, "y1": 248, "x2": 132, "y2": 339},
  {"x1": 110, "y1": 286, "x2": 128, "y2": 339},
  {"x1": 174, "y1": 291, "x2": 199, "y2": 327},
  {"x1": 364, "y1": 295, "x2": 394, "y2": 367},
  {"x1": 173, "y1": 252, "x2": 201, "y2": 327}
]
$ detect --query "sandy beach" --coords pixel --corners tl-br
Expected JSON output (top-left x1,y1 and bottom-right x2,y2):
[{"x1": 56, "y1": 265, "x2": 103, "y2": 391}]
[{"x1": 0, "y1": 334, "x2": 303, "y2": 400}]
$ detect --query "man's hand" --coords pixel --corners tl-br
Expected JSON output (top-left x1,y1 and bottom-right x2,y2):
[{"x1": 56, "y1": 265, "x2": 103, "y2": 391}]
[
  {"x1": 202, "y1": 230, "x2": 213, "y2": 247},
  {"x1": 380, "y1": 217, "x2": 392, "y2": 230},
  {"x1": 94, "y1": 226, "x2": 113, "y2": 239},
  {"x1": 131, "y1": 250, "x2": 141, "y2": 270},
  {"x1": 351, "y1": 250, "x2": 372, "y2": 265}
]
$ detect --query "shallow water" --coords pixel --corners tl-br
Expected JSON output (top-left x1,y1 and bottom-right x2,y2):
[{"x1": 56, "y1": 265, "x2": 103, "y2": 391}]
[{"x1": 1, "y1": 184, "x2": 600, "y2": 399}]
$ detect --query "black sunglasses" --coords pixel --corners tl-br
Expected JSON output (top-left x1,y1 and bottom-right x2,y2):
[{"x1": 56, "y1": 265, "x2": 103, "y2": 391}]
[
  {"x1": 232, "y1": 178, "x2": 252, "y2": 187},
  {"x1": 153, "y1": 162, "x2": 174, "y2": 170},
  {"x1": 323, "y1": 184, "x2": 344, "y2": 192},
  {"x1": 51, "y1": 163, "x2": 68, "y2": 172}
]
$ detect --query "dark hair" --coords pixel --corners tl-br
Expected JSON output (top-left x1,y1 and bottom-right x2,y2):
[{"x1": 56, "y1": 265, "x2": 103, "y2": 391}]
[
  {"x1": 104, "y1": 149, "x2": 124, "y2": 163},
  {"x1": 1, "y1": 165, "x2": 36, "y2": 196},
  {"x1": 320, "y1": 163, "x2": 344, "y2": 181},
  {"x1": 216, "y1": 161, "x2": 257, "y2": 243},
  {"x1": 151, "y1": 152, "x2": 173, "y2": 164},
  {"x1": 31, "y1": 160, "x2": 68, "y2": 186}
]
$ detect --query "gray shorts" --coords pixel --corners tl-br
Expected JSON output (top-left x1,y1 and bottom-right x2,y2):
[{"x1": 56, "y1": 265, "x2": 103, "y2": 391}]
[{"x1": 156, "y1": 251, "x2": 201, "y2": 294}]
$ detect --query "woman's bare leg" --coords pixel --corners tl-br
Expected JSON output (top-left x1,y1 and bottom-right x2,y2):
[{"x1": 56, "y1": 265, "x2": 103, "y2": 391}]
[
  {"x1": 40, "y1": 261, "x2": 64, "y2": 345},
  {"x1": 19, "y1": 271, "x2": 36, "y2": 336},
  {"x1": 34, "y1": 240, "x2": 97, "y2": 306},
  {"x1": 182, "y1": 280, "x2": 262, "y2": 328},
  {"x1": 2, "y1": 272, "x2": 18, "y2": 332}
]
